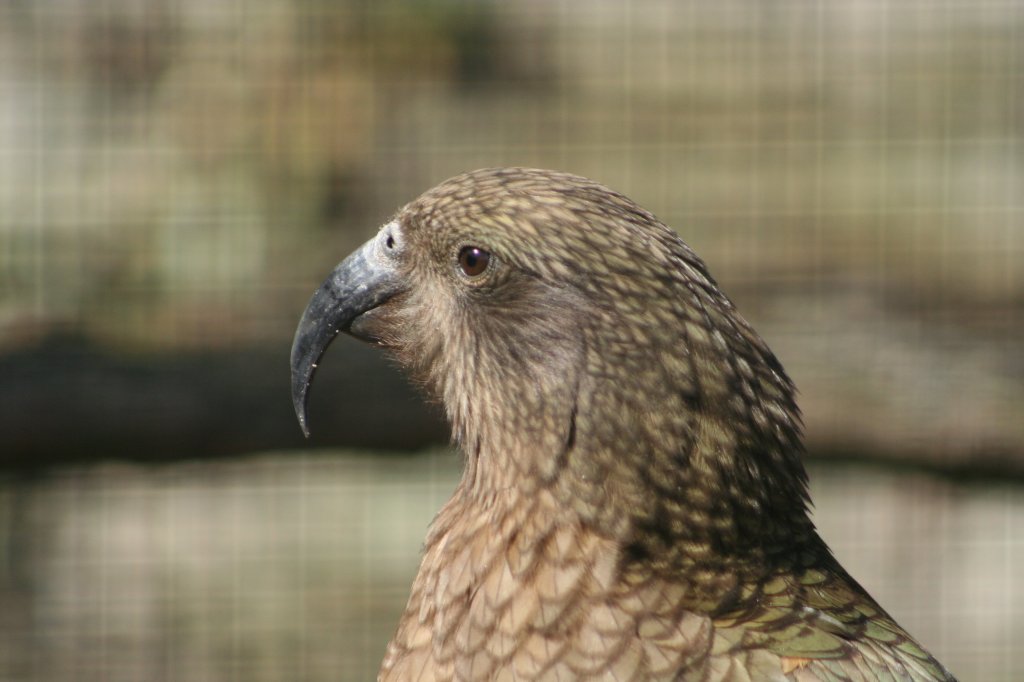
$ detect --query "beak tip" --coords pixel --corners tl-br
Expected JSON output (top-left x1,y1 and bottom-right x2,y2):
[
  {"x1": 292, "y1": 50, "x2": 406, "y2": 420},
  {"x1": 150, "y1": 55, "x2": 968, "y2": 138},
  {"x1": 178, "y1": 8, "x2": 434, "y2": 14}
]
[
  {"x1": 292, "y1": 387, "x2": 312, "y2": 438},
  {"x1": 295, "y1": 410, "x2": 312, "y2": 439}
]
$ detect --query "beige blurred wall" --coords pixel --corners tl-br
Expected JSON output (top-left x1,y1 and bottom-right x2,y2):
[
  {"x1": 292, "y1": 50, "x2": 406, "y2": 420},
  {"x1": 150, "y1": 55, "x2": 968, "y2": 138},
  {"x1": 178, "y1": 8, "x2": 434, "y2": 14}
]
[{"x1": 1, "y1": 452, "x2": 1020, "y2": 681}]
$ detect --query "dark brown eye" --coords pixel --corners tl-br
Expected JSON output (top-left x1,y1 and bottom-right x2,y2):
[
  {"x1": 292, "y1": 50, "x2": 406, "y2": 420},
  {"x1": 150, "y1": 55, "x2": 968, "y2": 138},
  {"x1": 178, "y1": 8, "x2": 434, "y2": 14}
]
[{"x1": 458, "y1": 246, "x2": 491, "y2": 277}]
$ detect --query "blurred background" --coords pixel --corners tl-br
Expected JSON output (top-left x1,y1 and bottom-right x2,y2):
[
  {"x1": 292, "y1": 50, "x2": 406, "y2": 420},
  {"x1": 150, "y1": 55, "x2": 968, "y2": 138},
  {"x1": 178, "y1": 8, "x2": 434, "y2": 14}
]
[{"x1": 1, "y1": 0, "x2": 1021, "y2": 679}]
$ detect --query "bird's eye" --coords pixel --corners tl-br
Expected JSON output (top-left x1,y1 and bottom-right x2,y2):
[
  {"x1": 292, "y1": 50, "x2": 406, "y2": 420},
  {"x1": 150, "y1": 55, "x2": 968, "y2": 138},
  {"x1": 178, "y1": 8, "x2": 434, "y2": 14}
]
[{"x1": 458, "y1": 246, "x2": 491, "y2": 277}]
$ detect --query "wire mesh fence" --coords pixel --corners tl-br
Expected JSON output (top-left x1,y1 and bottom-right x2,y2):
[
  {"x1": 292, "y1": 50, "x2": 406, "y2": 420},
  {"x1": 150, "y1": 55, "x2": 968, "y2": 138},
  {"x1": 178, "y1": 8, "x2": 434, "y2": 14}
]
[{"x1": 0, "y1": 0, "x2": 1021, "y2": 679}]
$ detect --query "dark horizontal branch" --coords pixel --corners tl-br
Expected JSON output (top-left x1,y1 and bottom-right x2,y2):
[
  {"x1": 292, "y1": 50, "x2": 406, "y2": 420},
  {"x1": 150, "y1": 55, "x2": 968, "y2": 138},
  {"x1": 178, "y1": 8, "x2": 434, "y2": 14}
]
[
  {"x1": 2, "y1": 334, "x2": 1022, "y2": 486},
  {"x1": 0, "y1": 334, "x2": 447, "y2": 471},
  {"x1": 803, "y1": 442, "x2": 1024, "y2": 488}
]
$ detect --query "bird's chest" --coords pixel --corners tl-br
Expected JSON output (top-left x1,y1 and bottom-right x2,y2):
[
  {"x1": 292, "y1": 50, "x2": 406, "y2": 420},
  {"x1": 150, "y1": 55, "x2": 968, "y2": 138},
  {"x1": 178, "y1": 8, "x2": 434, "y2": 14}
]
[{"x1": 377, "y1": 493, "x2": 716, "y2": 681}]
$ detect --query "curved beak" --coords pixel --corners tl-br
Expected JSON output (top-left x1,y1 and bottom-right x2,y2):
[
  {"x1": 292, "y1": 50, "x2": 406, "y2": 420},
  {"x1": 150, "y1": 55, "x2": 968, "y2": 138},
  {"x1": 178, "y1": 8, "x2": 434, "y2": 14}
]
[{"x1": 290, "y1": 236, "x2": 401, "y2": 437}]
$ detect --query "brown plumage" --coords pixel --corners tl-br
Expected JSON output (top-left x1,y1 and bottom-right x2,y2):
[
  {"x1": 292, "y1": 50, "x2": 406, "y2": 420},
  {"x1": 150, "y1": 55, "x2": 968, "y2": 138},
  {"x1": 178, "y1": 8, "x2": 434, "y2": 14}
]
[{"x1": 290, "y1": 168, "x2": 956, "y2": 681}]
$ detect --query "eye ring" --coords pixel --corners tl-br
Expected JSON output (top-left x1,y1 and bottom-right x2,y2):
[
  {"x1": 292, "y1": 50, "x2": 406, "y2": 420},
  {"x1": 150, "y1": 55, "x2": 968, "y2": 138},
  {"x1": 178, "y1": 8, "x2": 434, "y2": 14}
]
[{"x1": 458, "y1": 246, "x2": 491, "y2": 278}]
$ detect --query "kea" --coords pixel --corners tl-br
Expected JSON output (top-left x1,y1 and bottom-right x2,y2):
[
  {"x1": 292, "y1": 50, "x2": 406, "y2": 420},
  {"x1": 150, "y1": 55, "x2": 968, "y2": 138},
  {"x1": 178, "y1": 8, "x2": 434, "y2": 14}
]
[{"x1": 290, "y1": 168, "x2": 956, "y2": 681}]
